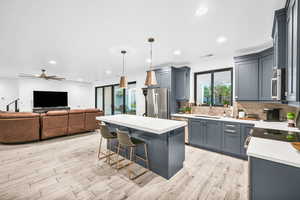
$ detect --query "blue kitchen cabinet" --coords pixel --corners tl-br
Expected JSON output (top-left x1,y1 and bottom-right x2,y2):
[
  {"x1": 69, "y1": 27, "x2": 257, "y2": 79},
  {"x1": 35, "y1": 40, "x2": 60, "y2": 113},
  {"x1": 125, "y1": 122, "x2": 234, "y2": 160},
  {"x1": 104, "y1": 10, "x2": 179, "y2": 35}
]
[
  {"x1": 188, "y1": 118, "x2": 254, "y2": 159},
  {"x1": 188, "y1": 119, "x2": 205, "y2": 147},
  {"x1": 272, "y1": 8, "x2": 287, "y2": 69},
  {"x1": 234, "y1": 48, "x2": 274, "y2": 102},
  {"x1": 204, "y1": 120, "x2": 222, "y2": 150},
  {"x1": 174, "y1": 67, "x2": 190, "y2": 101},
  {"x1": 250, "y1": 157, "x2": 300, "y2": 200},
  {"x1": 222, "y1": 122, "x2": 241, "y2": 156}
]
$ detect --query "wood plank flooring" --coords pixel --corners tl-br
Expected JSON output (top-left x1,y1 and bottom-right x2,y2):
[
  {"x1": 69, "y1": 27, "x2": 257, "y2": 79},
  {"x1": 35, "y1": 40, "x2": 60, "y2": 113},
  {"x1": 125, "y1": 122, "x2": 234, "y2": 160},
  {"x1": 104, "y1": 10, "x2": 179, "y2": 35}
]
[{"x1": 0, "y1": 132, "x2": 248, "y2": 200}]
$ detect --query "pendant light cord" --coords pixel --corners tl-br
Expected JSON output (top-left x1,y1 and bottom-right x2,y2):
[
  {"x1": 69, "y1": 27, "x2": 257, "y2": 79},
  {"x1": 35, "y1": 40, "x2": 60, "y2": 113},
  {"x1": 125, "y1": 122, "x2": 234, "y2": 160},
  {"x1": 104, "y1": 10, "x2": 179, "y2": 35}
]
[
  {"x1": 122, "y1": 53, "x2": 125, "y2": 75},
  {"x1": 150, "y1": 42, "x2": 153, "y2": 70}
]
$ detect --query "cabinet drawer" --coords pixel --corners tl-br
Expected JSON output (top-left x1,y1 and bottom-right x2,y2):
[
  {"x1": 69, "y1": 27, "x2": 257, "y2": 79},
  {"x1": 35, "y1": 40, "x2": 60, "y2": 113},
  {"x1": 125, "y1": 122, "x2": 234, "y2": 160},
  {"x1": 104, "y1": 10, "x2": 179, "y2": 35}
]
[
  {"x1": 223, "y1": 122, "x2": 240, "y2": 133},
  {"x1": 223, "y1": 133, "x2": 241, "y2": 155}
]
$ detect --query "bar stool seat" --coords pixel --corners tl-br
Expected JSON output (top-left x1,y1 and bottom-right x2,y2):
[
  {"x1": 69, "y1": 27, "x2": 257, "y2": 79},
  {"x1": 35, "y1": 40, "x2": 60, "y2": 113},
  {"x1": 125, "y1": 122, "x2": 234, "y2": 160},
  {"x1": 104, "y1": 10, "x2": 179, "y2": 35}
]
[
  {"x1": 97, "y1": 123, "x2": 124, "y2": 166},
  {"x1": 115, "y1": 129, "x2": 149, "y2": 180}
]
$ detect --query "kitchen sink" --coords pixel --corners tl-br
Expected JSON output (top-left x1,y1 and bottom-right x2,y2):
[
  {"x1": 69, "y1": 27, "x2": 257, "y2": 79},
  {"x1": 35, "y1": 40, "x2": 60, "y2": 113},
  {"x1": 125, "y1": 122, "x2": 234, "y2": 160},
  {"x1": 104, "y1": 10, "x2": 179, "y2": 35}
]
[{"x1": 193, "y1": 115, "x2": 221, "y2": 119}]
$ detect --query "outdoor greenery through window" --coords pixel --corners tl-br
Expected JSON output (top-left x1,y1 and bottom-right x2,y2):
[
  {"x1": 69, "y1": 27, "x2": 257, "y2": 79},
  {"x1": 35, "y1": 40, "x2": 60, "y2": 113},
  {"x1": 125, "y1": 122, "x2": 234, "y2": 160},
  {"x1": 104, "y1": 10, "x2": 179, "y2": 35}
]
[
  {"x1": 95, "y1": 82, "x2": 136, "y2": 115},
  {"x1": 195, "y1": 68, "x2": 232, "y2": 106}
]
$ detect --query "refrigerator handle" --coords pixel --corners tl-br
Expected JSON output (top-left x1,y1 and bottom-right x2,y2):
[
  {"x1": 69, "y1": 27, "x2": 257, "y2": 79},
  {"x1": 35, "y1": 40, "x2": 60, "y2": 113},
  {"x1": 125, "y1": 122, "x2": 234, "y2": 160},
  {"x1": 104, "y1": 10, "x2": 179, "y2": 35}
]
[{"x1": 154, "y1": 93, "x2": 159, "y2": 118}]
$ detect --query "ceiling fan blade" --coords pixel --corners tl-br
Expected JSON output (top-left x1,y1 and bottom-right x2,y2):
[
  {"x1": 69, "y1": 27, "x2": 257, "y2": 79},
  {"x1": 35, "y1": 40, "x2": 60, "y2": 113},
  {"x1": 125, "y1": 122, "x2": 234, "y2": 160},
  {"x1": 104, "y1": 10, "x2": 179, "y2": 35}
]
[{"x1": 18, "y1": 73, "x2": 40, "y2": 78}]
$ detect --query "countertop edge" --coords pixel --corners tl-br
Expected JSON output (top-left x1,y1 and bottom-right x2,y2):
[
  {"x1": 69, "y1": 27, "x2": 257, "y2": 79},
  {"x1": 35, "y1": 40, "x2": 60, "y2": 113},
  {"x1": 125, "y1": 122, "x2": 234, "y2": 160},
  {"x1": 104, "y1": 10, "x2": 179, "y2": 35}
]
[{"x1": 97, "y1": 116, "x2": 187, "y2": 134}]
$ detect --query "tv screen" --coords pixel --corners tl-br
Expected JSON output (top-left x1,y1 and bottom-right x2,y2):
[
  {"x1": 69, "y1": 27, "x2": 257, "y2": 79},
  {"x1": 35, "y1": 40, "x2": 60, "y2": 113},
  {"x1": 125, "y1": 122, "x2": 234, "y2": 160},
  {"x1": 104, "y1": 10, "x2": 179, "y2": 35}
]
[{"x1": 33, "y1": 91, "x2": 68, "y2": 108}]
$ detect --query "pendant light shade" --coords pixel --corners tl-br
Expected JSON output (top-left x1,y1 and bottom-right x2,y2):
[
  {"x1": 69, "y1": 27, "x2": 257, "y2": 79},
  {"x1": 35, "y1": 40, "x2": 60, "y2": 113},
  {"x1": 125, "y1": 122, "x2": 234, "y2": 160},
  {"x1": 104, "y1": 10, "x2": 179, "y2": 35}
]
[
  {"x1": 145, "y1": 71, "x2": 157, "y2": 86},
  {"x1": 119, "y1": 50, "x2": 128, "y2": 89},
  {"x1": 145, "y1": 38, "x2": 157, "y2": 86}
]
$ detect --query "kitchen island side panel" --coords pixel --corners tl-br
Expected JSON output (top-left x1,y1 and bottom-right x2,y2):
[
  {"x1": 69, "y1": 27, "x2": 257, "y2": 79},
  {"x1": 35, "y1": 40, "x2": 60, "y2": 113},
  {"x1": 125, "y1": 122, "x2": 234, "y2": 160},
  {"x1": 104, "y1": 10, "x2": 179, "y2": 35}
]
[{"x1": 106, "y1": 124, "x2": 185, "y2": 179}]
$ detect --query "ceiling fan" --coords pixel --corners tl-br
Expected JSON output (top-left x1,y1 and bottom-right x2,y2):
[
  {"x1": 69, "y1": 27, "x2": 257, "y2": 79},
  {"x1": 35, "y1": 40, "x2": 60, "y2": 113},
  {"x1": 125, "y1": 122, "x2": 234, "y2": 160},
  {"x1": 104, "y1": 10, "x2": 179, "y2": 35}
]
[{"x1": 19, "y1": 69, "x2": 65, "y2": 80}]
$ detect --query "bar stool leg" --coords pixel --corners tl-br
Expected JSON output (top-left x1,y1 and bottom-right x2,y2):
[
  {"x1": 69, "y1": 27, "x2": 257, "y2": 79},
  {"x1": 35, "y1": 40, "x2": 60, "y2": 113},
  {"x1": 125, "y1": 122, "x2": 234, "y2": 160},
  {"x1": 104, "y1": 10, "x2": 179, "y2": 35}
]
[
  {"x1": 116, "y1": 143, "x2": 121, "y2": 170},
  {"x1": 97, "y1": 136, "x2": 103, "y2": 160},
  {"x1": 144, "y1": 144, "x2": 150, "y2": 169}
]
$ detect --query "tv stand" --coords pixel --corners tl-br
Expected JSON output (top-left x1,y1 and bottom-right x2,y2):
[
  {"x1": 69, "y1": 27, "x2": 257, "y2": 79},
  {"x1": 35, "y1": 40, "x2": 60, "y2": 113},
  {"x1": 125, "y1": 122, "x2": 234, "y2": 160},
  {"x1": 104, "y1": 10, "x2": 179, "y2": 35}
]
[{"x1": 33, "y1": 107, "x2": 71, "y2": 113}]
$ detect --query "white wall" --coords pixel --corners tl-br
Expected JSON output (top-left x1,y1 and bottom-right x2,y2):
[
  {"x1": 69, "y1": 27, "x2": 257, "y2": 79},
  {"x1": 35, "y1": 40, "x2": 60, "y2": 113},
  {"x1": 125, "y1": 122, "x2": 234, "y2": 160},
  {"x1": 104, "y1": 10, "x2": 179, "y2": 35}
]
[
  {"x1": 0, "y1": 78, "x2": 19, "y2": 111},
  {"x1": 0, "y1": 77, "x2": 94, "y2": 112}
]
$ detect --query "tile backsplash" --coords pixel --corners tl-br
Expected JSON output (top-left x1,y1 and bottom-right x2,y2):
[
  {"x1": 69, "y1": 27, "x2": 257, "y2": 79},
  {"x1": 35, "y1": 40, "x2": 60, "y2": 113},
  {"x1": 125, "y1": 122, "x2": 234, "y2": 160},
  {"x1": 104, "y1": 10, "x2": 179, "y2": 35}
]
[
  {"x1": 189, "y1": 102, "x2": 299, "y2": 120},
  {"x1": 234, "y1": 102, "x2": 298, "y2": 121}
]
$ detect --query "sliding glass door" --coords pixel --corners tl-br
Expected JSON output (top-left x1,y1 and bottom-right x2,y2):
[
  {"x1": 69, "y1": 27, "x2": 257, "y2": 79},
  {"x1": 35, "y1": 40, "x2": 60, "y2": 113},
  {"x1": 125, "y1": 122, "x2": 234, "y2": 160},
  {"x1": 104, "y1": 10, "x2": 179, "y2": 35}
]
[
  {"x1": 113, "y1": 85, "x2": 124, "y2": 114},
  {"x1": 95, "y1": 82, "x2": 136, "y2": 115},
  {"x1": 125, "y1": 84, "x2": 136, "y2": 114},
  {"x1": 103, "y1": 86, "x2": 112, "y2": 115}
]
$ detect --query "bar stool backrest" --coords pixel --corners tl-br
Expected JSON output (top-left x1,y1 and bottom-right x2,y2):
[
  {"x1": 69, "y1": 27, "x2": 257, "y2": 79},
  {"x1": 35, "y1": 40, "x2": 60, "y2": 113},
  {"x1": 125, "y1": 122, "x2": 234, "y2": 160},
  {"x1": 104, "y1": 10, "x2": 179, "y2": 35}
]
[
  {"x1": 116, "y1": 129, "x2": 135, "y2": 147},
  {"x1": 99, "y1": 124, "x2": 115, "y2": 139}
]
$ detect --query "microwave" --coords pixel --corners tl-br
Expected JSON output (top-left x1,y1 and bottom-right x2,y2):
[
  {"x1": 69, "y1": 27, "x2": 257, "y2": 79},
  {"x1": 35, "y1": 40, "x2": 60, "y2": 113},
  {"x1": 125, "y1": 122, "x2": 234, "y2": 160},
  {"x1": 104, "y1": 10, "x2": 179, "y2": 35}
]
[{"x1": 271, "y1": 68, "x2": 285, "y2": 100}]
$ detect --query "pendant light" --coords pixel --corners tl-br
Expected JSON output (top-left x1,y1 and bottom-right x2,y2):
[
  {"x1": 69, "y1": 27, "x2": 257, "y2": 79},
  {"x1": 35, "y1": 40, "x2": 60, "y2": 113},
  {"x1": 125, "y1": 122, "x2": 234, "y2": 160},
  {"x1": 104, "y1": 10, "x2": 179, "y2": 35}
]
[
  {"x1": 119, "y1": 50, "x2": 128, "y2": 89},
  {"x1": 144, "y1": 38, "x2": 157, "y2": 86}
]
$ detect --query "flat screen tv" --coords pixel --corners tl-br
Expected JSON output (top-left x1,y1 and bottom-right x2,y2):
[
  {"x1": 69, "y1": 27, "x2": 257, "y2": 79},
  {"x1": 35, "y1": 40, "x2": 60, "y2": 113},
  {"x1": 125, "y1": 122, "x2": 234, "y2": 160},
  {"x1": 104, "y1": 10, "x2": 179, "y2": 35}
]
[{"x1": 33, "y1": 91, "x2": 68, "y2": 108}]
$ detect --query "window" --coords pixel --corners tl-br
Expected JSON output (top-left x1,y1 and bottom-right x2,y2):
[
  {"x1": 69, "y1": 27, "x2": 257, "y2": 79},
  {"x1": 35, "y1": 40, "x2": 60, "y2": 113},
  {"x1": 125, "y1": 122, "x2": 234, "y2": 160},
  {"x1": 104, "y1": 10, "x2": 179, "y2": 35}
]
[
  {"x1": 194, "y1": 68, "x2": 232, "y2": 106},
  {"x1": 95, "y1": 82, "x2": 136, "y2": 115}
]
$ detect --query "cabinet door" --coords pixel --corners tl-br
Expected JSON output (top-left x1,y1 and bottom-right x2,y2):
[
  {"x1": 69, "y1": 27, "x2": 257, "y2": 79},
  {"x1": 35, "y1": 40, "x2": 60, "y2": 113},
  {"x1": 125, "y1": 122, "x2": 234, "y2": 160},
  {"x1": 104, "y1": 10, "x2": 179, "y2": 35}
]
[
  {"x1": 241, "y1": 124, "x2": 254, "y2": 157},
  {"x1": 287, "y1": 0, "x2": 298, "y2": 101},
  {"x1": 235, "y1": 59, "x2": 259, "y2": 101},
  {"x1": 175, "y1": 70, "x2": 186, "y2": 100},
  {"x1": 204, "y1": 120, "x2": 222, "y2": 150},
  {"x1": 175, "y1": 68, "x2": 190, "y2": 101},
  {"x1": 259, "y1": 54, "x2": 274, "y2": 101},
  {"x1": 189, "y1": 119, "x2": 205, "y2": 146},
  {"x1": 155, "y1": 69, "x2": 171, "y2": 89},
  {"x1": 223, "y1": 131, "x2": 241, "y2": 155}
]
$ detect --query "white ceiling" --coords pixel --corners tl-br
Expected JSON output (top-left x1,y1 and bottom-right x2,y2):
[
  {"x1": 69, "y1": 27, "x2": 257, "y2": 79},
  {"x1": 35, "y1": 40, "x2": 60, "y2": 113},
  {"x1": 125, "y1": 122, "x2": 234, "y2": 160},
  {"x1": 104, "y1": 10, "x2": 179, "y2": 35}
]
[{"x1": 0, "y1": 0, "x2": 285, "y2": 82}]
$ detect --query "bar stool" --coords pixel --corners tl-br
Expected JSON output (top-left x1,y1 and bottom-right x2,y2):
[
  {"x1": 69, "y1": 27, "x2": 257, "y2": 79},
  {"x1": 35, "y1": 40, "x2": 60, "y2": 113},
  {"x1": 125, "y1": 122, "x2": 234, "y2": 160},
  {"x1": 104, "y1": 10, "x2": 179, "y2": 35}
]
[
  {"x1": 115, "y1": 129, "x2": 149, "y2": 180},
  {"x1": 97, "y1": 123, "x2": 120, "y2": 166}
]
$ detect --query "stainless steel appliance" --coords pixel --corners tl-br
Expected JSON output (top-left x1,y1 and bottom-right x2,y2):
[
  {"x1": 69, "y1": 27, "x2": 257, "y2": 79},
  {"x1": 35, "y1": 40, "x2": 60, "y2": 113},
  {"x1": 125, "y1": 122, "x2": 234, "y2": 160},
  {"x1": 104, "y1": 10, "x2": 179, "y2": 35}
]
[
  {"x1": 143, "y1": 88, "x2": 169, "y2": 119},
  {"x1": 263, "y1": 108, "x2": 281, "y2": 121},
  {"x1": 244, "y1": 127, "x2": 300, "y2": 150},
  {"x1": 271, "y1": 68, "x2": 286, "y2": 100}
]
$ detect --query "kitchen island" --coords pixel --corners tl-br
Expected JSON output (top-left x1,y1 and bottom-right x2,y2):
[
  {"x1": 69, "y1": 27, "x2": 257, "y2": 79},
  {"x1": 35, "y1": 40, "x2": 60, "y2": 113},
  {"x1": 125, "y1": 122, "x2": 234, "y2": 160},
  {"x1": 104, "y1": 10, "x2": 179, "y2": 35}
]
[{"x1": 97, "y1": 114, "x2": 187, "y2": 179}]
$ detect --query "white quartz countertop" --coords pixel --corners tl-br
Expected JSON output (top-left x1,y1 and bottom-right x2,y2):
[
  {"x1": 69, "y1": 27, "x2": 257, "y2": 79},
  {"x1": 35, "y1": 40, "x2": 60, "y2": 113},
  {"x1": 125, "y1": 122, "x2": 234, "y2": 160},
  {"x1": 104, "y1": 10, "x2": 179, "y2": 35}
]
[
  {"x1": 97, "y1": 114, "x2": 187, "y2": 134},
  {"x1": 247, "y1": 137, "x2": 300, "y2": 168},
  {"x1": 171, "y1": 113, "x2": 300, "y2": 133}
]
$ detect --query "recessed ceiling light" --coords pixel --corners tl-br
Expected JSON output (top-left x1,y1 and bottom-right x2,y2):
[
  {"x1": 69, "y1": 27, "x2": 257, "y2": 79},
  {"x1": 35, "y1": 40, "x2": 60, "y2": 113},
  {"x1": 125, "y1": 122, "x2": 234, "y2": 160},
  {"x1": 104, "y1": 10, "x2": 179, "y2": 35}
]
[
  {"x1": 173, "y1": 50, "x2": 182, "y2": 56},
  {"x1": 48, "y1": 60, "x2": 56, "y2": 65},
  {"x1": 216, "y1": 36, "x2": 228, "y2": 44},
  {"x1": 105, "y1": 70, "x2": 112, "y2": 75},
  {"x1": 195, "y1": 6, "x2": 208, "y2": 17},
  {"x1": 77, "y1": 78, "x2": 83, "y2": 82},
  {"x1": 146, "y1": 58, "x2": 152, "y2": 63}
]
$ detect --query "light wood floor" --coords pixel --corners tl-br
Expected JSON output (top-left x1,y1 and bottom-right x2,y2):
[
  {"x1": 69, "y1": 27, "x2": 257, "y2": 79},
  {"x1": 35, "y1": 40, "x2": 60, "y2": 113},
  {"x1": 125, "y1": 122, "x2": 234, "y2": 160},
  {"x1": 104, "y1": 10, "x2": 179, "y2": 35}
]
[{"x1": 0, "y1": 132, "x2": 248, "y2": 200}]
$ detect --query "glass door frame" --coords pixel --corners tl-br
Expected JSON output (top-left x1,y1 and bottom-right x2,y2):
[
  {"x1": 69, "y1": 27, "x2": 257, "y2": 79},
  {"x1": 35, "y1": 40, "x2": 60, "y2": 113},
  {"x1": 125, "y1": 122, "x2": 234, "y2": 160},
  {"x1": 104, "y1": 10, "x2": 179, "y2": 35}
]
[{"x1": 95, "y1": 81, "x2": 136, "y2": 115}]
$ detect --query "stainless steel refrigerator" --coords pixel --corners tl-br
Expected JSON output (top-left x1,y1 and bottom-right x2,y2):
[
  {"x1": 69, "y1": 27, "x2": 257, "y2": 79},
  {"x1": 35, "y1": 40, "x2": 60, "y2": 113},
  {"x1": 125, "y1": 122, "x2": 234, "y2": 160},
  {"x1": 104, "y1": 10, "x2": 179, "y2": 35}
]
[{"x1": 144, "y1": 88, "x2": 169, "y2": 119}]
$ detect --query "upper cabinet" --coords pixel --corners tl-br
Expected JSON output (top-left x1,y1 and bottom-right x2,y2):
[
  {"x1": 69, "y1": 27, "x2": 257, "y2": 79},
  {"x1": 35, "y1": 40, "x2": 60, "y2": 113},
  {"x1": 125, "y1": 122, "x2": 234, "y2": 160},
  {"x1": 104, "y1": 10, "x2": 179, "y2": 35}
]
[
  {"x1": 272, "y1": 8, "x2": 287, "y2": 69},
  {"x1": 153, "y1": 66, "x2": 191, "y2": 114},
  {"x1": 234, "y1": 55, "x2": 259, "y2": 101},
  {"x1": 286, "y1": 0, "x2": 300, "y2": 104},
  {"x1": 234, "y1": 48, "x2": 274, "y2": 101},
  {"x1": 174, "y1": 67, "x2": 190, "y2": 101}
]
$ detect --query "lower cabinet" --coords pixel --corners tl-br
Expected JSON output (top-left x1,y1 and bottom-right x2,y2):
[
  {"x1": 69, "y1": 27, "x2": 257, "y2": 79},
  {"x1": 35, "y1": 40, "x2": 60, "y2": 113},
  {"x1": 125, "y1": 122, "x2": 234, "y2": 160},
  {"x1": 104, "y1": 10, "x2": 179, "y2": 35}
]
[
  {"x1": 205, "y1": 121, "x2": 222, "y2": 150},
  {"x1": 189, "y1": 119, "x2": 205, "y2": 146},
  {"x1": 250, "y1": 157, "x2": 300, "y2": 200},
  {"x1": 188, "y1": 118, "x2": 254, "y2": 159}
]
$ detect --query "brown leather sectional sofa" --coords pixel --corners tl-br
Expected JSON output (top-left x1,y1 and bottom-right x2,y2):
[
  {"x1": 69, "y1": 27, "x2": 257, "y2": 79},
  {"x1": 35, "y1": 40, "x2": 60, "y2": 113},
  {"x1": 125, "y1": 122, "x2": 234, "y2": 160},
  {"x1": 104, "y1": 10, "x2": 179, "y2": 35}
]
[{"x1": 0, "y1": 109, "x2": 103, "y2": 144}]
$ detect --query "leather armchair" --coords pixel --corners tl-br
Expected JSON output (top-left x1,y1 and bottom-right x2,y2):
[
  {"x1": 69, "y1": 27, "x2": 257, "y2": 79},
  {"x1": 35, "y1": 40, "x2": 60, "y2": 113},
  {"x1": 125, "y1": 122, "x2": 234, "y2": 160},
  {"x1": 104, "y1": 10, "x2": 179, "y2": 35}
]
[
  {"x1": 0, "y1": 112, "x2": 40, "y2": 144},
  {"x1": 84, "y1": 109, "x2": 103, "y2": 131},
  {"x1": 68, "y1": 109, "x2": 85, "y2": 135},
  {"x1": 40, "y1": 110, "x2": 69, "y2": 139}
]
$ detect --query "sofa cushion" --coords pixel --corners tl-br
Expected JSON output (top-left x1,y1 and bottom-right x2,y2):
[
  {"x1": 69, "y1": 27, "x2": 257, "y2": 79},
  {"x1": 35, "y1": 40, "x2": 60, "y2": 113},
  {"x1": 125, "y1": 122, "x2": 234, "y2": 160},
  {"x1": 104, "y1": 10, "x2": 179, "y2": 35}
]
[
  {"x1": 0, "y1": 112, "x2": 40, "y2": 119},
  {"x1": 69, "y1": 109, "x2": 85, "y2": 114},
  {"x1": 46, "y1": 110, "x2": 68, "y2": 116},
  {"x1": 85, "y1": 108, "x2": 101, "y2": 113}
]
